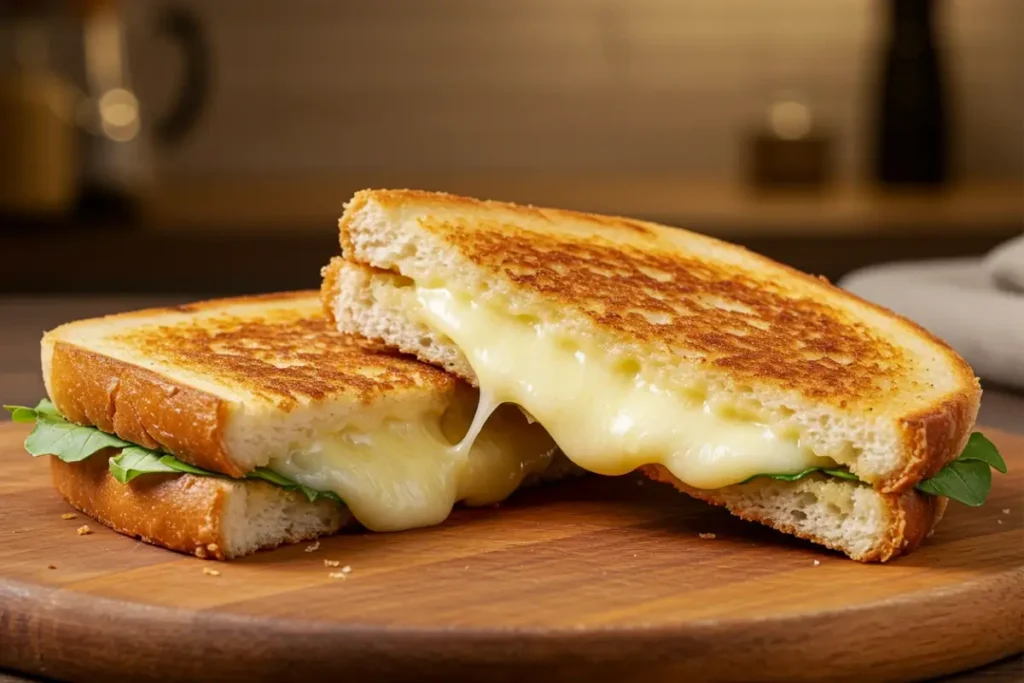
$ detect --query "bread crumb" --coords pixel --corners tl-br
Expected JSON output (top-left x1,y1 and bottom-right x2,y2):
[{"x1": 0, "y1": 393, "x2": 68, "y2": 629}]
[
  {"x1": 813, "y1": 560, "x2": 821, "y2": 566},
  {"x1": 328, "y1": 572, "x2": 347, "y2": 580},
  {"x1": 202, "y1": 567, "x2": 221, "y2": 577},
  {"x1": 194, "y1": 546, "x2": 208, "y2": 559},
  {"x1": 207, "y1": 543, "x2": 219, "y2": 553},
  {"x1": 61, "y1": 513, "x2": 77, "y2": 520},
  {"x1": 324, "y1": 559, "x2": 341, "y2": 568},
  {"x1": 305, "y1": 541, "x2": 320, "y2": 553},
  {"x1": 341, "y1": 565, "x2": 352, "y2": 574},
  {"x1": 76, "y1": 525, "x2": 92, "y2": 536},
  {"x1": 698, "y1": 533, "x2": 716, "y2": 540},
  {"x1": 47, "y1": 564, "x2": 57, "y2": 570},
  {"x1": 1003, "y1": 509, "x2": 1011, "y2": 515},
  {"x1": 997, "y1": 520, "x2": 1003, "y2": 525}
]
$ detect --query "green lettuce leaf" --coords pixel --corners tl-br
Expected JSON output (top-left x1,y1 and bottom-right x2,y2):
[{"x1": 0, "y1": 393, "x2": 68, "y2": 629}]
[
  {"x1": 4, "y1": 403, "x2": 41, "y2": 423},
  {"x1": 248, "y1": 468, "x2": 345, "y2": 504},
  {"x1": 914, "y1": 433, "x2": 1006, "y2": 506},
  {"x1": 7, "y1": 401, "x2": 343, "y2": 505},
  {"x1": 742, "y1": 465, "x2": 859, "y2": 484},
  {"x1": 733, "y1": 432, "x2": 1005, "y2": 508},
  {"x1": 4, "y1": 398, "x2": 61, "y2": 423},
  {"x1": 6, "y1": 399, "x2": 133, "y2": 462},
  {"x1": 915, "y1": 459, "x2": 991, "y2": 506},
  {"x1": 954, "y1": 432, "x2": 1007, "y2": 473},
  {"x1": 109, "y1": 448, "x2": 196, "y2": 483}
]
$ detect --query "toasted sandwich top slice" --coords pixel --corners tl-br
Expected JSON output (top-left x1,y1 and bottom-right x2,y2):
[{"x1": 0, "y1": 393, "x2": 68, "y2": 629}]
[
  {"x1": 43, "y1": 292, "x2": 454, "y2": 477},
  {"x1": 330, "y1": 189, "x2": 981, "y2": 494},
  {"x1": 41, "y1": 291, "x2": 561, "y2": 532}
]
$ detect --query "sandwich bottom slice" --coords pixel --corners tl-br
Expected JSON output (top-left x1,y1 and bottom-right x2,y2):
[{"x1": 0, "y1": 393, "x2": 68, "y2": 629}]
[
  {"x1": 640, "y1": 465, "x2": 945, "y2": 562},
  {"x1": 51, "y1": 452, "x2": 351, "y2": 560},
  {"x1": 10, "y1": 291, "x2": 573, "y2": 560}
]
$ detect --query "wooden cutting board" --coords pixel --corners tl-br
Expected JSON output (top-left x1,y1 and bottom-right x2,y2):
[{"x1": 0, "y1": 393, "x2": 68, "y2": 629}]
[{"x1": 0, "y1": 422, "x2": 1021, "y2": 683}]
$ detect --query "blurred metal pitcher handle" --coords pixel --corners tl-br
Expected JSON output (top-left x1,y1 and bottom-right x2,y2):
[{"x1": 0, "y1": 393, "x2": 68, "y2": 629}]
[{"x1": 153, "y1": 4, "x2": 210, "y2": 147}]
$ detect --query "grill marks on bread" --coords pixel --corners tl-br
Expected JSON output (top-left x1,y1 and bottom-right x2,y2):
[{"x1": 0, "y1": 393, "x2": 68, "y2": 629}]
[
  {"x1": 427, "y1": 222, "x2": 903, "y2": 402},
  {"x1": 110, "y1": 306, "x2": 453, "y2": 409}
]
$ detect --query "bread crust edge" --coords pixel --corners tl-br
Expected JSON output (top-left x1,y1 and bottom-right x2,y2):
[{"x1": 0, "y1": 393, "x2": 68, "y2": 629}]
[
  {"x1": 44, "y1": 340, "x2": 242, "y2": 477},
  {"x1": 639, "y1": 463, "x2": 944, "y2": 562},
  {"x1": 50, "y1": 454, "x2": 349, "y2": 560},
  {"x1": 52, "y1": 452, "x2": 236, "y2": 560},
  {"x1": 889, "y1": 376, "x2": 982, "y2": 492}
]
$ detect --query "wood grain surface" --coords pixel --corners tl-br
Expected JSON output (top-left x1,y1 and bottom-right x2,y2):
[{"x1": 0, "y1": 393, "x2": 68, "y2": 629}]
[{"x1": 0, "y1": 422, "x2": 1021, "y2": 683}]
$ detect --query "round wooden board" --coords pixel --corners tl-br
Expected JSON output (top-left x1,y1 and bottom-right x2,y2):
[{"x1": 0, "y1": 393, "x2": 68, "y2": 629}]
[{"x1": 0, "y1": 422, "x2": 1021, "y2": 683}]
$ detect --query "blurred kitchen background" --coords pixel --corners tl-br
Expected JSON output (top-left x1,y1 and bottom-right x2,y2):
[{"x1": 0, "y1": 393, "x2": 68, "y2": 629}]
[{"x1": 0, "y1": 0, "x2": 1020, "y2": 295}]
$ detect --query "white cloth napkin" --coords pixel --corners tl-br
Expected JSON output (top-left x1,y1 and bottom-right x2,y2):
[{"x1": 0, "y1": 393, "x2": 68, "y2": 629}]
[
  {"x1": 840, "y1": 238, "x2": 1024, "y2": 390},
  {"x1": 985, "y1": 233, "x2": 1024, "y2": 293}
]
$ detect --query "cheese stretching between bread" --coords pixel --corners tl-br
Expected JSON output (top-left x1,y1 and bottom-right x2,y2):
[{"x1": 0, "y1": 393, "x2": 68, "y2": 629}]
[
  {"x1": 268, "y1": 392, "x2": 556, "y2": 531},
  {"x1": 350, "y1": 265, "x2": 839, "y2": 490},
  {"x1": 414, "y1": 286, "x2": 837, "y2": 490}
]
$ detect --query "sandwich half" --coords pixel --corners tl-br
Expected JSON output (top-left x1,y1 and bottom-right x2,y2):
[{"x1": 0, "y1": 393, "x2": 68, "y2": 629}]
[
  {"x1": 6, "y1": 292, "x2": 564, "y2": 559},
  {"x1": 324, "y1": 189, "x2": 1006, "y2": 562}
]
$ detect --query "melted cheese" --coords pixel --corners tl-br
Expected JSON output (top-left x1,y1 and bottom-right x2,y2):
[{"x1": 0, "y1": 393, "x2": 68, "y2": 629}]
[
  {"x1": 267, "y1": 398, "x2": 556, "y2": 532},
  {"x1": 415, "y1": 287, "x2": 837, "y2": 490}
]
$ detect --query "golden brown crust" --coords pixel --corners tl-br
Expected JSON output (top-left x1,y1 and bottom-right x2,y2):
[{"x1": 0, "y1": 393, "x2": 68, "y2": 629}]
[
  {"x1": 48, "y1": 341, "x2": 237, "y2": 476},
  {"x1": 639, "y1": 464, "x2": 944, "y2": 562},
  {"x1": 45, "y1": 291, "x2": 454, "y2": 409},
  {"x1": 321, "y1": 257, "x2": 344, "y2": 325},
  {"x1": 43, "y1": 291, "x2": 457, "y2": 476},
  {"x1": 51, "y1": 451, "x2": 234, "y2": 560},
  {"x1": 50, "y1": 454, "x2": 350, "y2": 560},
  {"x1": 887, "y1": 484, "x2": 947, "y2": 561},
  {"x1": 339, "y1": 189, "x2": 981, "y2": 490},
  {"x1": 427, "y1": 221, "x2": 898, "y2": 402},
  {"x1": 103, "y1": 294, "x2": 453, "y2": 408},
  {"x1": 890, "y1": 376, "x2": 982, "y2": 492}
]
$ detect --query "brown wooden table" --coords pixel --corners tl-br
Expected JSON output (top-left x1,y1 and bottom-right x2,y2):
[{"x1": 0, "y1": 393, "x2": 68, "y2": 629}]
[{"x1": 1, "y1": 296, "x2": 1021, "y2": 682}]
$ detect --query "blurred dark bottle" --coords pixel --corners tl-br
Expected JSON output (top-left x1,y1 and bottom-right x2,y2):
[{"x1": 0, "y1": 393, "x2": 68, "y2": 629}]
[{"x1": 873, "y1": 0, "x2": 949, "y2": 186}]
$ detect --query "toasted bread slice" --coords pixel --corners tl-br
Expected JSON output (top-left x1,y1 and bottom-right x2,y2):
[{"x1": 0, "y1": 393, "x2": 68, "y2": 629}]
[
  {"x1": 640, "y1": 465, "x2": 944, "y2": 562},
  {"x1": 328, "y1": 190, "x2": 980, "y2": 493},
  {"x1": 51, "y1": 452, "x2": 351, "y2": 560}
]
